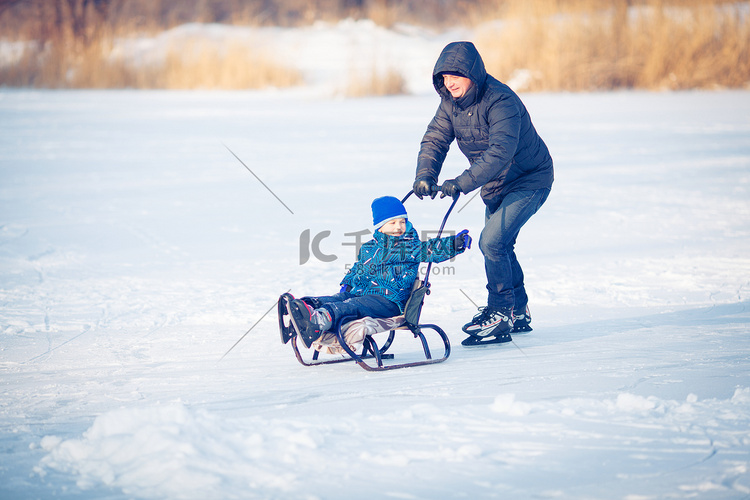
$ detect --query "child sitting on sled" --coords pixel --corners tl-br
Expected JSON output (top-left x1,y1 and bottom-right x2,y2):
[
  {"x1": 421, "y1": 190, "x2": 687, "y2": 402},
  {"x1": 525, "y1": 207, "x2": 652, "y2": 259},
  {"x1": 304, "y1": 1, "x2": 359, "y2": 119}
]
[{"x1": 286, "y1": 195, "x2": 471, "y2": 348}]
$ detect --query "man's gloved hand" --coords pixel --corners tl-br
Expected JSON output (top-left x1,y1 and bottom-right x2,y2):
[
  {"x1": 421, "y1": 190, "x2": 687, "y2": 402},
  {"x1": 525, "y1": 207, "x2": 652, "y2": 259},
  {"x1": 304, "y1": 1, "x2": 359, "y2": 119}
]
[
  {"x1": 440, "y1": 179, "x2": 461, "y2": 199},
  {"x1": 413, "y1": 178, "x2": 437, "y2": 199},
  {"x1": 454, "y1": 229, "x2": 472, "y2": 252}
]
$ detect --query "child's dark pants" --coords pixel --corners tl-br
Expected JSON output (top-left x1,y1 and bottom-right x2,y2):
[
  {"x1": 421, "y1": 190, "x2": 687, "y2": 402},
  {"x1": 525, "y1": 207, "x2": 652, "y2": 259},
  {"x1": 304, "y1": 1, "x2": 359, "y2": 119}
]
[{"x1": 304, "y1": 292, "x2": 400, "y2": 329}]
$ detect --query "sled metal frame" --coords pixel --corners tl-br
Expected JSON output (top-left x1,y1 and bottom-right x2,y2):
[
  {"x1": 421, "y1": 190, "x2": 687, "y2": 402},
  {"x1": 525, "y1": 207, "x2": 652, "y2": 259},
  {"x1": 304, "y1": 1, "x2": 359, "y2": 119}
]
[
  {"x1": 293, "y1": 324, "x2": 450, "y2": 372},
  {"x1": 279, "y1": 189, "x2": 459, "y2": 371}
]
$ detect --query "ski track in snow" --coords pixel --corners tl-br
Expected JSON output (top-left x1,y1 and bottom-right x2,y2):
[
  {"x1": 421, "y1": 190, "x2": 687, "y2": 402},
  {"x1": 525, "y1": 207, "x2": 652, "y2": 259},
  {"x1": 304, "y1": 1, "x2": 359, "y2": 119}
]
[{"x1": 1, "y1": 31, "x2": 750, "y2": 500}]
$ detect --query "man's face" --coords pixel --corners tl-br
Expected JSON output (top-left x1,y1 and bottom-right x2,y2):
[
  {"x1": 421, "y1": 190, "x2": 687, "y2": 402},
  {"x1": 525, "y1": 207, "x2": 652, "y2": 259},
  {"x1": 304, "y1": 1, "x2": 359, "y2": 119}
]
[{"x1": 443, "y1": 74, "x2": 472, "y2": 99}]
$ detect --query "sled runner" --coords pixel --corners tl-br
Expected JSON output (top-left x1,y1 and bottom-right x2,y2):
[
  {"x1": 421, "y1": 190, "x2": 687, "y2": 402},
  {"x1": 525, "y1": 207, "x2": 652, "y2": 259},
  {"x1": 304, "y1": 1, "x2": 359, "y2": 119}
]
[{"x1": 278, "y1": 189, "x2": 459, "y2": 371}]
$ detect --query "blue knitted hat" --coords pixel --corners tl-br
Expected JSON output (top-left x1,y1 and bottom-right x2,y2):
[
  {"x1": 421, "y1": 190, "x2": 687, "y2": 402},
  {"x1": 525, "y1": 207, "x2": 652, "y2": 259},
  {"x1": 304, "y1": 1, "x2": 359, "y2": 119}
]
[{"x1": 372, "y1": 196, "x2": 408, "y2": 229}]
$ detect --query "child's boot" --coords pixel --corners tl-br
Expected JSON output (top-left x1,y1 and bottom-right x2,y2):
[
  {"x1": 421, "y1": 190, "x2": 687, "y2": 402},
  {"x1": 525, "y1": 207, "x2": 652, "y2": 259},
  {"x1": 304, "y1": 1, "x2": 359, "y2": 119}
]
[
  {"x1": 288, "y1": 299, "x2": 332, "y2": 348},
  {"x1": 311, "y1": 308, "x2": 332, "y2": 332}
]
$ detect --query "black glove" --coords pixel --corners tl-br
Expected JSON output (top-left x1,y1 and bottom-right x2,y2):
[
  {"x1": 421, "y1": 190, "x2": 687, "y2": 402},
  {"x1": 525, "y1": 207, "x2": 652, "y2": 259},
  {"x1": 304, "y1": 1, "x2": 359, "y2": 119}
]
[
  {"x1": 413, "y1": 178, "x2": 437, "y2": 199},
  {"x1": 440, "y1": 179, "x2": 461, "y2": 199},
  {"x1": 454, "y1": 229, "x2": 472, "y2": 252}
]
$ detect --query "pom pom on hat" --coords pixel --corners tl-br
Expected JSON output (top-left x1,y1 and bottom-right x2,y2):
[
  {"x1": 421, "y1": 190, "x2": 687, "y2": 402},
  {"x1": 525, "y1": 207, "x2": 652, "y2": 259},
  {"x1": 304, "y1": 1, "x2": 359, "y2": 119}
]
[{"x1": 372, "y1": 196, "x2": 408, "y2": 228}]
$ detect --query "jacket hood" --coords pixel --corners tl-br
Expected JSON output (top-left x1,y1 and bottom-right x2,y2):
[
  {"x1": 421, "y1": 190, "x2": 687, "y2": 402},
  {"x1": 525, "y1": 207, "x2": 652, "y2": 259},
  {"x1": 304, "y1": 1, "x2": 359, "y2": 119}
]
[{"x1": 432, "y1": 41, "x2": 487, "y2": 100}]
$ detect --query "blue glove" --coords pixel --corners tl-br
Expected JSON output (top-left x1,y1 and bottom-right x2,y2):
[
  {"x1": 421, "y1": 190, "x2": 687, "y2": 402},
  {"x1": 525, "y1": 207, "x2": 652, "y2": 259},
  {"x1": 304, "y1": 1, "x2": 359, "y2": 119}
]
[
  {"x1": 440, "y1": 179, "x2": 461, "y2": 199},
  {"x1": 340, "y1": 284, "x2": 352, "y2": 293},
  {"x1": 454, "y1": 229, "x2": 472, "y2": 251}
]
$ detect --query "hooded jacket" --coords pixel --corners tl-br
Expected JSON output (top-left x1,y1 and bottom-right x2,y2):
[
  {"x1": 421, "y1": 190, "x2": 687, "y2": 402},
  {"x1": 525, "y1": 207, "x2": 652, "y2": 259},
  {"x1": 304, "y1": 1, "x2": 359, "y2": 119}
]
[
  {"x1": 417, "y1": 41, "x2": 553, "y2": 212},
  {"x1": 340, "y1": 222, "x2": 462, "y2": 311}
]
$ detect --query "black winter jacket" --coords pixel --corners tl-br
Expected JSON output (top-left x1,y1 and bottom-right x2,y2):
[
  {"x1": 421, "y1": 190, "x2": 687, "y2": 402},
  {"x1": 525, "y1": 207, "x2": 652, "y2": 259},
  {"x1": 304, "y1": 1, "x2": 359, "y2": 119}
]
[{"x1": 417, "y1": 41, "x2": 553, "y2": 212}]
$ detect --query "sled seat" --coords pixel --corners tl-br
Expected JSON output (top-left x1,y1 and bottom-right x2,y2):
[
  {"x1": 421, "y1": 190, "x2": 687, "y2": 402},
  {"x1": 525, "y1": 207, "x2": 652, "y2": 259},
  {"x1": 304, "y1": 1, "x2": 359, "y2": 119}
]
[
  {"x1": 311, "y1": 278, "x2": 429, "y2": 354},
  {"x1": 312, "y1": 315, "x2": 406, "y2": 355}
]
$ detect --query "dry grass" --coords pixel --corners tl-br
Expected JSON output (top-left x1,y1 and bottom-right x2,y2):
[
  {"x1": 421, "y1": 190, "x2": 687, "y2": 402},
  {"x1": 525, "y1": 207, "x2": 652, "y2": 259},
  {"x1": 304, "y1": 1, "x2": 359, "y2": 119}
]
[
  {"x1": 474, "y1": 0, "x2": 750, "y2": 91},
  {"x1": 345, "y1": 66, "x2": 407, "y2": 97},
  {"x1": 0, "y1": 0, "x2": 748, "y2": 91},
  {"x1": 0, "y1": 36, "x2": 302, "y2": 89},
  {"x1": 159, "y1": 41, "x2": 301, "y2": 90}
]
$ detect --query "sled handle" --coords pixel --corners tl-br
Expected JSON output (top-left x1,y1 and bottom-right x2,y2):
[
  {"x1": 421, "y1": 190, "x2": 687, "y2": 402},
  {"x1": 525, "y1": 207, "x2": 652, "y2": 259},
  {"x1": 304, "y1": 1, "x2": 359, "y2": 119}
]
[
  {"x1": 401, "y1": 186, "x2": 460, "y2": 289},
  {"x1": 401, "y1": 186, "x2": 460, "y2": 239},
  {"x1": 402, "y1": 184, "x2": 459, "y2": 203}
]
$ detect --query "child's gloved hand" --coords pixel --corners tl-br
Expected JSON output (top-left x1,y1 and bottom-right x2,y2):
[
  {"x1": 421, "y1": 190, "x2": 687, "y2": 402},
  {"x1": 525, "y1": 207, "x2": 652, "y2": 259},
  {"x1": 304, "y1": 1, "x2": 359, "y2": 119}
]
[{"x1": 454, "y1": 229, "x2": 472, "y2": 251}]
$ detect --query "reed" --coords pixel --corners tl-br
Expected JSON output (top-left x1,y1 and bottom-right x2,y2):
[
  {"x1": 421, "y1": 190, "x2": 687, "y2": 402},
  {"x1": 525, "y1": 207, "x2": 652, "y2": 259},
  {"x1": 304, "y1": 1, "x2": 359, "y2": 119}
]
[
  {"x1": 345, "y1": 66, "x2": 407, "y2": 97},
  {"x1": 158, "y1": 41, "x2": 302, "y2": 90},
  {"x1": 1, "y1": 0, "x2": 747, "y2": 91},
  {"x1": 473, "y1": 0, "x2": 750, "y2": 91},
  {"x1": 0, "y1": 35, "x2": 302, "y2": 89}
]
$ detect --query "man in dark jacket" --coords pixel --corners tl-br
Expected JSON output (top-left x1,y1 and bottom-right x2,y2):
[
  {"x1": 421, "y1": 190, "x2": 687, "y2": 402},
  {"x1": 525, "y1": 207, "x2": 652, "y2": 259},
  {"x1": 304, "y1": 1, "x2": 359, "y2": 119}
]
[{"x1": 413, "y1": 41, "x2": 553, "y2": 347}]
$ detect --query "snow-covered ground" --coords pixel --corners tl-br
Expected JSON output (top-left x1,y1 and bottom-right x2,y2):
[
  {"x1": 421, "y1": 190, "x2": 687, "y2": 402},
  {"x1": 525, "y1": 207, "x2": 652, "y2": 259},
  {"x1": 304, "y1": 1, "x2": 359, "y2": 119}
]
[
  {"x1": 1, "y1": 85, "x2": 748, "y2": 500},
  {"x1": 1, "y1": 22, "x2": 750, "y2": 500}
]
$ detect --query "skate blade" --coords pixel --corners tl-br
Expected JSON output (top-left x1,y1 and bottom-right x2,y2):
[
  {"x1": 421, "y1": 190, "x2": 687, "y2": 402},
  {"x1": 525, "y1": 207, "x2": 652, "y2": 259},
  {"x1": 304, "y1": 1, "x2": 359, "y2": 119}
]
[
  {"x1": 278, "y1": 294, "x2": 296, "y2": 344},
  {"x1": 461, "y1": 334, "x2": 512, "y2": 347}
]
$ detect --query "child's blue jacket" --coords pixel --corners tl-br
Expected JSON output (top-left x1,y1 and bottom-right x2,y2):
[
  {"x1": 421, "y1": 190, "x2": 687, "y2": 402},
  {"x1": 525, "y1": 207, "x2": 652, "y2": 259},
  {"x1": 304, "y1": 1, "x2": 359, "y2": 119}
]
[{"x1": 340, "y1": 222, "x2": 464, "y2": 312}]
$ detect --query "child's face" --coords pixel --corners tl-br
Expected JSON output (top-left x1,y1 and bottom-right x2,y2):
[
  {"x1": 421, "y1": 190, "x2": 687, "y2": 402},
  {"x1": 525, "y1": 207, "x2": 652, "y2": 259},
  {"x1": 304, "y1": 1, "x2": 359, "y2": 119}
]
[{"x1": 379, "y1": 218, "x2": 406, "y2": 237}]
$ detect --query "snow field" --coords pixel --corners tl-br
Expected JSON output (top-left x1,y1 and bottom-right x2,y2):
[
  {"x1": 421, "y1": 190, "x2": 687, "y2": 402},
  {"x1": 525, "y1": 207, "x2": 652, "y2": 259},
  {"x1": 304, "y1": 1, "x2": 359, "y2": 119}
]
[{"x1": 1, "y1": 88, "x2": 749, "y2": 499}]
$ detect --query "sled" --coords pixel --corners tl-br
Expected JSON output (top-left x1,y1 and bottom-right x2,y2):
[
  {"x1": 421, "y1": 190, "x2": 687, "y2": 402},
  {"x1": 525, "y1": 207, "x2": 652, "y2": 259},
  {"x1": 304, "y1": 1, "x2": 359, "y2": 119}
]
[{"x1": 278, "y1": 189, "x2": 459, "y2": 371}]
